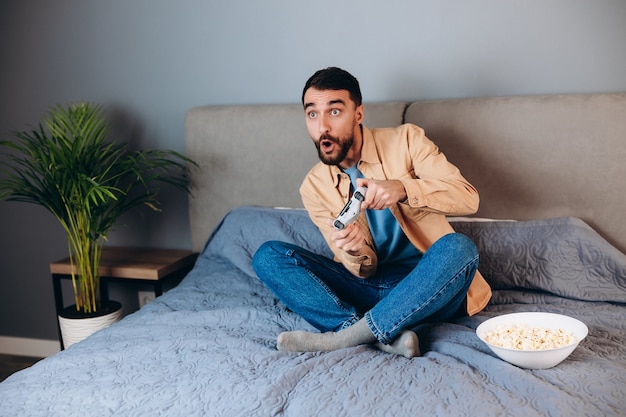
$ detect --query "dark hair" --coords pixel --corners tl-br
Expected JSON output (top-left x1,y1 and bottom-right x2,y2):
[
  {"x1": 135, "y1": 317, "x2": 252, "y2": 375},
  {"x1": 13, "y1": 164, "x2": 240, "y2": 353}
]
[{"x1": 301, "y1": 67, "x2": 362, "y2": 107}]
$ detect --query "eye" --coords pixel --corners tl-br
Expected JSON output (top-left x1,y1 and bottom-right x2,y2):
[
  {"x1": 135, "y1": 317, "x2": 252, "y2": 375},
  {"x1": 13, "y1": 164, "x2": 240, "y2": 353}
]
[
  {"x1": 308, "y1": 111, "x2": 317, "y2": 119},
  {"x1": 330, "y1": 109, "x2": 341, "y2": 116}
]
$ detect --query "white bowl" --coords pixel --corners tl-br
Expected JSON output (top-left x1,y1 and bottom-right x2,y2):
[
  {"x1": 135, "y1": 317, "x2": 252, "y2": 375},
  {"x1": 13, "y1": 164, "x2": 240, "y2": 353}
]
[{"x1": 476, "y1": 312, "x2": 588, "y2": 369}]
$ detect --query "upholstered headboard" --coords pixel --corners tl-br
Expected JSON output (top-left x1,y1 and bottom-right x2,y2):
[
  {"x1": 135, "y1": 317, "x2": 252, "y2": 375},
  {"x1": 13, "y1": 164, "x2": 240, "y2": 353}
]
[
  {"x1": 184, "y1": 102, "x2": 406, "y2": 251},
  {"x1": 185, "y1": 93, "x2": 626, "y2": 254}
]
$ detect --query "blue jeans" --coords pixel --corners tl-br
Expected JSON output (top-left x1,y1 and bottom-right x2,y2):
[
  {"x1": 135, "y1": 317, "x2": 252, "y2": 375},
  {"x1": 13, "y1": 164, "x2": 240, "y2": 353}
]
[{"x1": 252, "y1": 233, "x2": 478, "y2": 345}]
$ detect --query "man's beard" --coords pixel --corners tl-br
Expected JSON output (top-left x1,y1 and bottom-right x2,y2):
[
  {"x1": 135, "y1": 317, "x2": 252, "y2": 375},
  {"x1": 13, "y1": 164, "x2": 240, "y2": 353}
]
[{"x1": 316, "y1": 133, "x2": 353, "y2": 166}]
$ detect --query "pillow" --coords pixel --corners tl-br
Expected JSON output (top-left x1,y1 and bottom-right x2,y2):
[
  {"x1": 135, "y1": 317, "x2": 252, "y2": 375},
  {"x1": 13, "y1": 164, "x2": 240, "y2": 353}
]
[
  {"x1": 451, "y1": 217, "x2": 626, "y2": 302},
  {"x1": 206, "y1": 208, "x2": 626, "y2": 303},
  {"x1": 202, "y1": 206, "x2": 331, "y2": 277}
]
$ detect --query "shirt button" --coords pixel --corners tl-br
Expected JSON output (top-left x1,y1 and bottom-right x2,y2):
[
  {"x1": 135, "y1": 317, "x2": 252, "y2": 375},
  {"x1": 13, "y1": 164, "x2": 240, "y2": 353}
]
[{"x1": 412, "y1": 198, "x2": 419, "y2": 204}]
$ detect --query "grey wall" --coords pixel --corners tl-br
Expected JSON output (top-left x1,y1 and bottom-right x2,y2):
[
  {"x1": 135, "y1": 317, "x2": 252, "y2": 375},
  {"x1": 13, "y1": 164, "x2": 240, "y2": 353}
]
[{"x1": 1, "y1": 0, "x2": 625, "y2": 341}]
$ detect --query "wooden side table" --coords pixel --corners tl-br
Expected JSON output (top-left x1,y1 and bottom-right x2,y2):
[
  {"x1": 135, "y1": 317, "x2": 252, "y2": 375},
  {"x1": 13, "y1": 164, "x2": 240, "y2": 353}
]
[{"x1": 50, "y1": 247, "x2": 198, "y2": 349}]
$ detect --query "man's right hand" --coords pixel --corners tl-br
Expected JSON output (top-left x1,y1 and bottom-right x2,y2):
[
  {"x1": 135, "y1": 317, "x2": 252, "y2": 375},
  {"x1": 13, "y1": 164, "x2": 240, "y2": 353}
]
[{"x1": 328, "y1": 219, "x2": 365, "y2": 256}]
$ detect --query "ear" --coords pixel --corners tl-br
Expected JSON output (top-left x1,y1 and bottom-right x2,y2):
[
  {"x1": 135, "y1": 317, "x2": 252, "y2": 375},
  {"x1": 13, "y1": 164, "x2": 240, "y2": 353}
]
[{"x1": 355, "y1": 104, "x2": 364, "y2": 124}]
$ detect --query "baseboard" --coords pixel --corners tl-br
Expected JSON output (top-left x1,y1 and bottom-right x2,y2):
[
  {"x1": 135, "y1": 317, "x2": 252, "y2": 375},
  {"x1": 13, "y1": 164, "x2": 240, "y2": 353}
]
[{"x1": 0, "y1": 336, "x2": 61, "y2": 358}]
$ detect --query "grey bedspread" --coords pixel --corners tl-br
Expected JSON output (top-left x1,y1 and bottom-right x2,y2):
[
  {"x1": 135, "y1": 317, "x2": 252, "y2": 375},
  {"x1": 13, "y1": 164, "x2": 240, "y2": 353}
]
[{"x1": 1, "y1": 206, "x2": 625, "y2": 416}]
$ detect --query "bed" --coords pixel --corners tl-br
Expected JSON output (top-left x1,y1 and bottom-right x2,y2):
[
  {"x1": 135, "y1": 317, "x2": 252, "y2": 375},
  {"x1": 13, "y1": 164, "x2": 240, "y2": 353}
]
[{"x1": 1, "y1": 93, "x2": 625, "y2": 416}]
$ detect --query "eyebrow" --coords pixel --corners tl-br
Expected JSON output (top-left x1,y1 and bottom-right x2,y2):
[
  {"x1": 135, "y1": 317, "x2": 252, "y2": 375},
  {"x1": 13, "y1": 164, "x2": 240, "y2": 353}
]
[{"x1": 304, "y1": 98, "x2": 347, "y2": 110}]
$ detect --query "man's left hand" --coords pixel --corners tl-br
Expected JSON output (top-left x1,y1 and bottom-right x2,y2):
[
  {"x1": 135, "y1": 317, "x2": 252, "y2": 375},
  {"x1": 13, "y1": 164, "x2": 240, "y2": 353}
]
[{"x1": 356, "y1": 179, "x2": 407, "y2": 210}]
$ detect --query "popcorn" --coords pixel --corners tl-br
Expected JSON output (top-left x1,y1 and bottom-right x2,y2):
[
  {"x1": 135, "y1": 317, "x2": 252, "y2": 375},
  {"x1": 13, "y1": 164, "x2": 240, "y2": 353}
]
[{"x1": 484, "y1": 324, "x2": 576, "y2": 350}]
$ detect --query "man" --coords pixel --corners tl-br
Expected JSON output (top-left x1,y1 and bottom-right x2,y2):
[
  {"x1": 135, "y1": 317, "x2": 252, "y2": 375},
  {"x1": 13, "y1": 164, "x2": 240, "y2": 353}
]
[{"x1": 252, "y1": 67, "x2": 491, "y2": 358}]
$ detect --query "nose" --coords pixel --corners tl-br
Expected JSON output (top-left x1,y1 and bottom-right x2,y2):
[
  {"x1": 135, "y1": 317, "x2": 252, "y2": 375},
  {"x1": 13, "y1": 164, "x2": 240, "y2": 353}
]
[{"x1": 318, "y1": 114, "x2": 330, "y2": 134}]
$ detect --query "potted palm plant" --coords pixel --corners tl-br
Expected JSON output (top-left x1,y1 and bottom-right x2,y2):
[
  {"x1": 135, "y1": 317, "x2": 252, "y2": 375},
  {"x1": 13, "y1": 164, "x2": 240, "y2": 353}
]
[{"x1": 0, "y1": 102, "x2": 195, "y2": 346}]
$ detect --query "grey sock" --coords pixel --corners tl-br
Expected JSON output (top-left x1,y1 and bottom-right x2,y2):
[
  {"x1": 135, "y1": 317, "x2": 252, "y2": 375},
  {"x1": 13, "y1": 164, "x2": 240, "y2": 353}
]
[
  {"x1": 374, "y1": 330, "x2": 421, "y2": 358},
  {"x1": 276, "y1": 319, "x2": 422, "y2": 358},
  {"x1": 277, "y1": 318, "x2": 376, "y2": 352}
]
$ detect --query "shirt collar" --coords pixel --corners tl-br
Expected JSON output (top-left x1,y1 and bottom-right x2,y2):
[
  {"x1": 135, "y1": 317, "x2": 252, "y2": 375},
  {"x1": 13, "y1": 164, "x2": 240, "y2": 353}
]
[{"x1": 359, "y1": 126, "x2": 380, "y2": 165}]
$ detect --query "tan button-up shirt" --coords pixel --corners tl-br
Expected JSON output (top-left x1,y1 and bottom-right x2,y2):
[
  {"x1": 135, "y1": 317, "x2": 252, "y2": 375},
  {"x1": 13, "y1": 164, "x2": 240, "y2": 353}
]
[{"x1": 300, "y1": 123, "x2": 492, "y2": 315}]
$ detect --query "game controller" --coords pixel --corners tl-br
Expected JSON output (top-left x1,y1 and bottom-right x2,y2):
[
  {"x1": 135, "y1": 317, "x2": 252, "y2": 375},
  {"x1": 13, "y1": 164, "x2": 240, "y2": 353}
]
[{"x1": 333, "y1": 186, "x2": 367, "y2": 230}]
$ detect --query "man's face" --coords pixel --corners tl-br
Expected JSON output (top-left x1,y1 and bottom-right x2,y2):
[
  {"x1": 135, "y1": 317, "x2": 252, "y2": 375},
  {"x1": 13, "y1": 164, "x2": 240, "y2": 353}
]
[{"x1": 303, "y1": 88, "x2": 363, "y2": 167}]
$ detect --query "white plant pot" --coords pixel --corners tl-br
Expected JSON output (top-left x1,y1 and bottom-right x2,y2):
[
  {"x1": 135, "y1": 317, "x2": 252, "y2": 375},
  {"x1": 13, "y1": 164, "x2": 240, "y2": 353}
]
[{"x1": 58, "y1": 301, "x2": 122, "y2": 349}]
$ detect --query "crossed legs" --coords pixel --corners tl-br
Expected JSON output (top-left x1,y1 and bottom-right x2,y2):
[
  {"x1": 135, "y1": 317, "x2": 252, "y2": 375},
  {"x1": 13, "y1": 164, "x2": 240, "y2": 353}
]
[{"x1": 252, "y1": 233, "x2": 478, "y2": 358}]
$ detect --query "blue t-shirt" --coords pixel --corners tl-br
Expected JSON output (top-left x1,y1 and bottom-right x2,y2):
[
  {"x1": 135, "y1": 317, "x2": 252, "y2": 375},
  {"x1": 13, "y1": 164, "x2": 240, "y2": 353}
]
[{"x1": 344, "y1": 165, "x2": 421, "y2": 266}]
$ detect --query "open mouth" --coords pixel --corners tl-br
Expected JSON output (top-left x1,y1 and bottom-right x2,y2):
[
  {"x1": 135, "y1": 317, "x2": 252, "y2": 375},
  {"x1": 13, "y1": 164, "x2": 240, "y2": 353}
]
[
  {"x1": 320, "y1": 139, "x2": 334, "y2": 153},
  {"x1": 319, "y1": 136, "x2": 337, "y2": 153}
]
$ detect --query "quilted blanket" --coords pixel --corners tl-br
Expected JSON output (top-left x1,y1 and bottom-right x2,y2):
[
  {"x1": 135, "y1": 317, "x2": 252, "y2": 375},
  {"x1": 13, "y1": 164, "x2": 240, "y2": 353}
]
[{"x1": 1, "y1": 206, "x2": 625, "y2": 416}]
